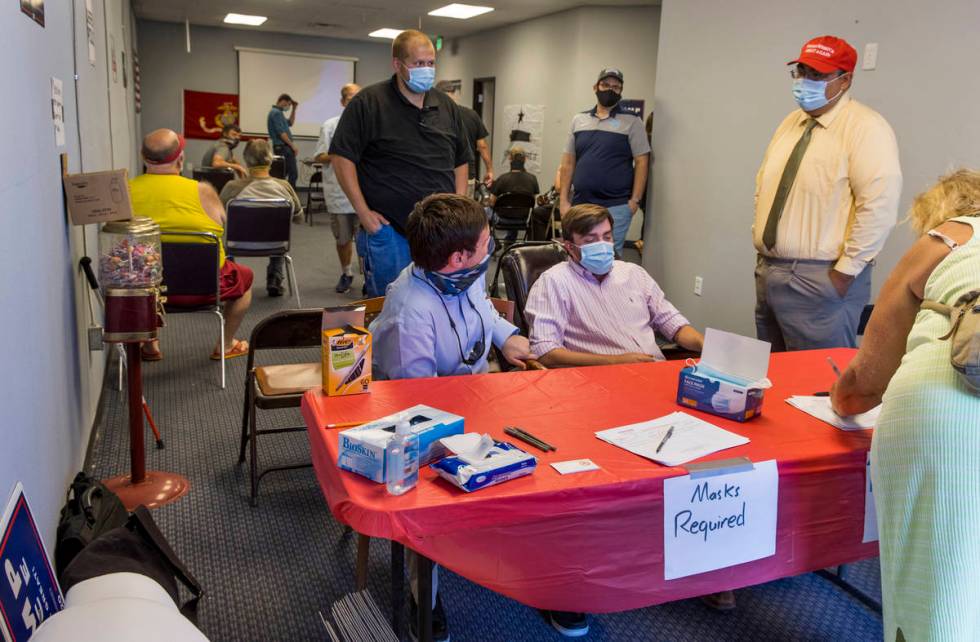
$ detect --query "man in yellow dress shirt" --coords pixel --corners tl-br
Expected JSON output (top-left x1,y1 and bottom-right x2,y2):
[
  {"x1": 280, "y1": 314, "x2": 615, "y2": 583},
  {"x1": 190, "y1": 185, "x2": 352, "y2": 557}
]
[{"x1": 753, "y1": 35, "x2": 902, "y2": 350}]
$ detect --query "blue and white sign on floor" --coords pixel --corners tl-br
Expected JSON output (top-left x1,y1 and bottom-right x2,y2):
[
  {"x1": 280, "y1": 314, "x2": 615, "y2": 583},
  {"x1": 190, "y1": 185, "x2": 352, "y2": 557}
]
[
  {"x1": 663, "y1": 460, "x2": 779, "y2": 580},
  {"x1": 0, "y1": 483, "x2": 64, "y2": 642}
]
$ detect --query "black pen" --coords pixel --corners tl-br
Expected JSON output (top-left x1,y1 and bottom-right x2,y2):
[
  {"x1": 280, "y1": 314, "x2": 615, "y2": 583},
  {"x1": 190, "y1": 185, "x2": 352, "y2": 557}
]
[
  {"x1": 813, "y1": 391, "x2": 830, "y2": 397},
  {"x1": 504, "y1": 427, "x2": 555, "y2": 452},
  {"x1": 655, "y1": 426, "x2": 674, "y2": 453}
]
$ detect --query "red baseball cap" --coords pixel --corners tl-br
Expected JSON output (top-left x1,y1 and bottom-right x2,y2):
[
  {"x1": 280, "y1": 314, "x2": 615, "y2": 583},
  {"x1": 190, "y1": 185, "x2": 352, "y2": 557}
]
[{"x1": 788, "y1": 36, "x2": 857, "y2": 74}]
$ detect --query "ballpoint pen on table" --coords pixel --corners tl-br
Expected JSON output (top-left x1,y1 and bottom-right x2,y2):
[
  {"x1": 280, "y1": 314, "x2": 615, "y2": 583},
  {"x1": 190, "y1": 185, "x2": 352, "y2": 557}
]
[
  {"x1": 504, "y1": 426, "x2": 555, "y2": 452},
  {"x1": 827, "y1": 357, "x2": 842, "y2": 379},
  {"x1": 325, "y1": 420, "x2": 366, "y2": 429},
  {"x1": 655, "y1": 425, "x2": 674, "y2": 453}
]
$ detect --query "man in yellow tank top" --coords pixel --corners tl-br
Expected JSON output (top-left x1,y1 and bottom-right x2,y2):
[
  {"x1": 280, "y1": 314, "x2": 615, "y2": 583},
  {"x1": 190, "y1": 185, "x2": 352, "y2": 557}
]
[{"x1": 130, "y1": 128, "x2": 253, "y2": 360}]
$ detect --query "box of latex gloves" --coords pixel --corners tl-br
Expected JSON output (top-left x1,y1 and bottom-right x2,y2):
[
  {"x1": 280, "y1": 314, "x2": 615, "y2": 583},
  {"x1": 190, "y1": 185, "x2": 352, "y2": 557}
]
[
  {"x1": 431, "y1": 433, "x2": 537, "y2": 492},
  {"x1": 338, "y1": 405, "x2": 464, "y2": 482},
  {"x1": 677, "y1": 328, "x2": 772, "y2": 422}
]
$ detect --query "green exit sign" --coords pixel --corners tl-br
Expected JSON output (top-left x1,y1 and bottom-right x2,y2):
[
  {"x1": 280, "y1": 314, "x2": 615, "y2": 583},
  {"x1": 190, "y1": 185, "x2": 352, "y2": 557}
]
[{"x1": 435, "y1": 35, "x2": 444, "y2": 51}]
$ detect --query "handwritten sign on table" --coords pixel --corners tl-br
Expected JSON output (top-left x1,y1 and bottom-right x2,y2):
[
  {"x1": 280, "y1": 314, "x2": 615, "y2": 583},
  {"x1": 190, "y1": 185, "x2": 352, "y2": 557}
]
[
  {"x1": 863, "y1": 452, "x2": 878, "y2": 543},
  {"x1": 663, "y1": 459, "x2": 779, "y2": 580}
]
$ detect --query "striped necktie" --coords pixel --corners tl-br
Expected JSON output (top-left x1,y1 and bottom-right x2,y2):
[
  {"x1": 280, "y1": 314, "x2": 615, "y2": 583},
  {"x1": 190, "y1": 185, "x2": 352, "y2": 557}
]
[{"x1": 762, "y1": 118, "x2": 819, "y2": 250}]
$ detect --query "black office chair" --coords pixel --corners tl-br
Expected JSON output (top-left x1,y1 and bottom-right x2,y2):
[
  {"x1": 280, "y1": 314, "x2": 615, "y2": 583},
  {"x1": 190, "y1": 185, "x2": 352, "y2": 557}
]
[
  {"x1": 857, "y1": 304, "x2": 874, "y2": 336},
  {"x1": 225, "y1": 198, "x2": 301, "y2": 307},
  {"x1": 306, "y1": 168, "x2": 325, "y2": 225},
  {"x1": 270, "y1": 155, "x2": 286, "y2": 180},
  {"x1": 237, "y1": 308, "x2": 322, "y2": 506},
  {"x1": 498, "y1": 241, "x2": 568, "y2": 335},
  {"x1": 491, "y1": 192, "x2": 535, "y2": 253},
  {"x1": 160, "y1": 231, "x2": 228, "y2": 388},
  {"x1": 192, "y1": 167, "x2": 235, "y2": 195}
]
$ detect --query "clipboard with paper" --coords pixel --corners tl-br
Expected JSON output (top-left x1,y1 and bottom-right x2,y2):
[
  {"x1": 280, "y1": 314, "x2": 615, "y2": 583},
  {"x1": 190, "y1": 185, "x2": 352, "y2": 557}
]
[{"x1": 676, "y1": 329, "x2": 773, "y2": 422}]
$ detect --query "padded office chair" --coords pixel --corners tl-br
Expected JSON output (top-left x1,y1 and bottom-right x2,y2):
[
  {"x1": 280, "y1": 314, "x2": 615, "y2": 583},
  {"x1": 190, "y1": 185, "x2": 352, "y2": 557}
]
[
  {"x1": 498, "y1": 242, "x2": 568, "y2": 336},
  {"x1": 192, "y1": 167, "x2": 235, "y2": 195},
  {"x1": 491, "y1": 192, "x2": 535, "y2": 252},
  {"x1": 159, "y1": 231, "x2": 228, "y2": 388},
  {"x1": 306, "y1": 168, "x2": 325, "y2": 226},
  {"x1": 225, "y1": 198, "x2": 301, "y2": 307},
  {"x1": 237, "y1": 308, "x2": 322, "y2": 505}
]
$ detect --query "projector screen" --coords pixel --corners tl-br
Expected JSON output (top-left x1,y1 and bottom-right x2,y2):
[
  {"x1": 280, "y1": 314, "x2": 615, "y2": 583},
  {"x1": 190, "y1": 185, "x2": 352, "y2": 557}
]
[{"x1": 237, "y1": 47, "x2": 357, "y2": 139}]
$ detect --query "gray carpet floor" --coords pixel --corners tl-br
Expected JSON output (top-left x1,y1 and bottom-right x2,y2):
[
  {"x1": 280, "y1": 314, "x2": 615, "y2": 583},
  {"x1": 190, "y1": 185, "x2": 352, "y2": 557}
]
[{"x1": 87, "y1": 213, "x2": 884, "y2": 641}]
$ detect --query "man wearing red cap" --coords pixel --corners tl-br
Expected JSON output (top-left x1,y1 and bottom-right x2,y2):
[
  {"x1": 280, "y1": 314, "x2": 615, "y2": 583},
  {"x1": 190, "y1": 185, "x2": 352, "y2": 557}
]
[{"x1": 753, "y1": 35, "x2": 902, "y2": 350}]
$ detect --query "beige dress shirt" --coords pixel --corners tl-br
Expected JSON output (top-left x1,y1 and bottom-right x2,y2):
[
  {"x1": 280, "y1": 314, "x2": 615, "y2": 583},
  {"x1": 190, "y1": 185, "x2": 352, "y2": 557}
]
[{"x1": 753, "y1": 94, "x2": 902, "y2": 275}]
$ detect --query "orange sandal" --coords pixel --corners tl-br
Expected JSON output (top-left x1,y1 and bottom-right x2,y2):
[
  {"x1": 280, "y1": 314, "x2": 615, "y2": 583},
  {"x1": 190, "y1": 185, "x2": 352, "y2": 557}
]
[
  {"x1": 141, "y1": 345, "x2": 163, "y2": 361},
  {"x1": 210, "y1": 339, "x2": 249, "y2": 361}
]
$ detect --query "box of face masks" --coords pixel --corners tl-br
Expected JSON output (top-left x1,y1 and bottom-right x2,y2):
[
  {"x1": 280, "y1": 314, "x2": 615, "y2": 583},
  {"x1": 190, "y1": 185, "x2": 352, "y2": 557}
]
[
  {"x1": 337, "y1": 405, "x2": 464, "y2": 483},
  {"x1": 676, "y1": 329, "x2": 772, "y2": 422},
  {"x1": 430, "y1": 434, "x2": 537, "y2": 492}
]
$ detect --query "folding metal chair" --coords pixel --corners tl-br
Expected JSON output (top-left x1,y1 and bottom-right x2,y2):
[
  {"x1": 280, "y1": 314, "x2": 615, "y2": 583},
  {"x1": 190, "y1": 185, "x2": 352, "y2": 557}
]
[
  {"x1": 491, "y1": 192, "x2": 535, "y2": 253},
  {"x1": 306, "y1": 168, "x2": 325, "y2": 226},
  {"x1": 225, "y1": 197, "x2": 301, "y2": 307},
  {"x1": 159, "y1": 231, "x2": 227, "y2": 388},
  {"x1": 237, "y1": 308, "x2": 322, "y2": 505}
]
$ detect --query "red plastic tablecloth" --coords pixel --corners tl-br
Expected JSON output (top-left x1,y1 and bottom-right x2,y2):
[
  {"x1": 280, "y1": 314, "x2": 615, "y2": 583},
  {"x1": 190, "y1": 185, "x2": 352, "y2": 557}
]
[{"x1": 303, "y1": 348, "x2": 876, "y2": 613}]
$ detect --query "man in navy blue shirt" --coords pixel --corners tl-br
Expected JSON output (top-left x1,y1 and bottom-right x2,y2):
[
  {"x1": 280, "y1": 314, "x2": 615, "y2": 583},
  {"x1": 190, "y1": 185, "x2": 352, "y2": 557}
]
[
  {"x1": 559, "y1": 68, "x2": 650, "y2": 256},
  {"x1": 267, "y1": 93, "x2": 299, "y2": 188}
]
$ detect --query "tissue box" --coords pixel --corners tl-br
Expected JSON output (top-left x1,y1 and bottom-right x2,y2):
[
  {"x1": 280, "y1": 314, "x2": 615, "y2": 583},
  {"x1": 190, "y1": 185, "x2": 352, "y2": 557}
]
[
  {"x1": 323, "y1": 325, "x2": 371, "y2": 396},
  {"x1": 430, "y1": 440, "x2": 537, "y2": 492},
  {"x1": 337, "y1": 405, "x2": 464, "y2": 483},
  {"x1": 676, "y1": 366, "x2": 765, "y2": 422}
]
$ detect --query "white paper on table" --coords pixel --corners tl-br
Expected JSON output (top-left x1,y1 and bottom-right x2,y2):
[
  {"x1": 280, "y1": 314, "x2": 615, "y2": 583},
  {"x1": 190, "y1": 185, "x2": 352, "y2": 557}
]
[
  {"x1": 595, "y1": 411, "x2": 749, "y2": 467},
  {"x1": 663, "y1": 459, "x2": 779, "y2": 580},
  {"x1": 700, "y1": 328, "x2": 771, "y2": 383},
  {"x1": 786, "y1": 396, "x2": 880, "y2": 431},
  {"x1": 863, "y1": 451, "x2": 878, "y2": 543}
]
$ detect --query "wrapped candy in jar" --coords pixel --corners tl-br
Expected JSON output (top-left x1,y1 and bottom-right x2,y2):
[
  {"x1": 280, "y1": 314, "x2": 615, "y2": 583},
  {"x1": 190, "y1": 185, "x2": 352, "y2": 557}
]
[{"x1": 99, "y1": 217, "x2": 162, "y2": 290}]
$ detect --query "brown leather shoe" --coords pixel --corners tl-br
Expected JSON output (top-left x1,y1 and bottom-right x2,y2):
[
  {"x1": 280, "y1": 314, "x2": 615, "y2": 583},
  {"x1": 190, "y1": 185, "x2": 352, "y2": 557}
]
[{"x1": 701, "y1": 590, "x2": 737, "y2": 611}]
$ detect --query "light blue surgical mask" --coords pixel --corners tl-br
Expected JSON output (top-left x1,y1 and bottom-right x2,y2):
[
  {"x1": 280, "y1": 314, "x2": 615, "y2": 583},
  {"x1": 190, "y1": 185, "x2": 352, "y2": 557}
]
[
  {"x1": 577, "y1": 241, "x2": 615, "y2": 275},
  {"x1": 404, "y1": 65, "x2": 436, "y2": 94},
  {"x1": 792, "y1": 76, "x2": 845, "y2": 112}
]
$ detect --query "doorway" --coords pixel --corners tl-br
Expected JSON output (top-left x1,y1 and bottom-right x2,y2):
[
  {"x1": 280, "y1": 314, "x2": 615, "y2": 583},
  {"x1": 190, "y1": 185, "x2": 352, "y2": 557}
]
[{"x1": 472, "y1": 77, "x2": 495, "y2": 178}]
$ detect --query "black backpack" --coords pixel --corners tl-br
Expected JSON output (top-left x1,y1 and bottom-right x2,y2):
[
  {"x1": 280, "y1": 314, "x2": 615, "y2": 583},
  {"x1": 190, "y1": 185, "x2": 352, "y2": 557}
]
[{"x1": 55, "y1": 472, "x2": 129, "y2": 578}]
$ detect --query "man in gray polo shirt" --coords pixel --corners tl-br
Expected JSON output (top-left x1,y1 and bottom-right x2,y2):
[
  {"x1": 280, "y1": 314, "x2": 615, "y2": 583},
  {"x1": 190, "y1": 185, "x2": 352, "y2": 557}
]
[
  {"x1": 559, "y1": 68, "x2": 650, "y2": 256},
  {"x1": 201, "y1": 124, "x2": 246, "y2": 178}
]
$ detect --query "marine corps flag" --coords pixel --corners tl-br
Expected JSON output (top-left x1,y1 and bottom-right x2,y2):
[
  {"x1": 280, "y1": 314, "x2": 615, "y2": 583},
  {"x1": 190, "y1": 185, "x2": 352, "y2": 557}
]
[{"x1": 183, "y1": 90, "x2": 240, "y2": 140}]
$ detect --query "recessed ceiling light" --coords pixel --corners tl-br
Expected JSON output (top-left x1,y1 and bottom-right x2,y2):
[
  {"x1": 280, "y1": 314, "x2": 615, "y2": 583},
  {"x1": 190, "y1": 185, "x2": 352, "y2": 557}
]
[
  {"x1": 224, "y1": 13, "x2": 267, "y2": 26},
  {"x1": 369, "y1": 28, "x2": 405, "y2": 39},
  {"x1": 428, "y1": 4, "x2": 494, "y2": 19}
]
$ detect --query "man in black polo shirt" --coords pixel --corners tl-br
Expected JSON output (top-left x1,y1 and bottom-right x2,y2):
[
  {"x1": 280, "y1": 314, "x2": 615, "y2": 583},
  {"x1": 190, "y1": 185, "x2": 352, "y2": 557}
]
[
  {"x1": 435, "y1": 79, "x2": 493, "y2": 194},
  {"x1": 330, "y1": 29, "x2": 471, "y2": 297}
]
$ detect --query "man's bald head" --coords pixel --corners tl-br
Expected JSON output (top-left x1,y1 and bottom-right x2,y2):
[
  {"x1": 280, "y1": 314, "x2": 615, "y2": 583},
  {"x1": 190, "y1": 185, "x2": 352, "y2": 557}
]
[{"x1": 142, "y1": 129, "x2": 183, "y2": 165}]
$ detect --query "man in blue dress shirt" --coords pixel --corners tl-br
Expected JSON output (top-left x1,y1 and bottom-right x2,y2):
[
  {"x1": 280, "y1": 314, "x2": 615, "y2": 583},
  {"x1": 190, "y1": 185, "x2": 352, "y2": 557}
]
[{"x1": 369, "y1": 193, "x2": 531, "y2": 641}]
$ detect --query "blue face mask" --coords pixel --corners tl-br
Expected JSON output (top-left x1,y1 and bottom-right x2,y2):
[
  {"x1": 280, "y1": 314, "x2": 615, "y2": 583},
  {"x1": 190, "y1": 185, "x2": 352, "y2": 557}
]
[
  {"x1": 425, "y1": 238, "x2": 494, "y2": 295},
  {"x1": 404, "y1": 65, "x2": 436, "y2": 94},
  {"x1": 577, "y1": 241, "x2": 615, "y2": 275},
  {"x1": 792, "y1": 76, "x2": 845, "y2": 112}
]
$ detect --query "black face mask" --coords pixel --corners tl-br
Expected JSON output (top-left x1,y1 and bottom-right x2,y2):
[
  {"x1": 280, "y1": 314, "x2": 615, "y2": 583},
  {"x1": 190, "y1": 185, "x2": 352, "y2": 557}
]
[{"x1": 595, "y1": 89, "x2": 621, "y2": 108}]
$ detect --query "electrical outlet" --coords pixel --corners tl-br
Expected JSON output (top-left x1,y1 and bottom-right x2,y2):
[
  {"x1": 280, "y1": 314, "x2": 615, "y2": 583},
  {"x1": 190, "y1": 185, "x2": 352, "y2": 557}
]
[
  {"x1": 862, "y1": 43, "x2": 878, "y2": 70},
  {"x1": 694, "y1": 276, "x2": 703, "y2": 296}
]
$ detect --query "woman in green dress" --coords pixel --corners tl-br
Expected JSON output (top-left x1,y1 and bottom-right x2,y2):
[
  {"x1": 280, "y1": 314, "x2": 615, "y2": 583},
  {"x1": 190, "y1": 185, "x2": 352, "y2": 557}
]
[{"x1": 832, "y1": 169, "x2": 980, "y2": 641}]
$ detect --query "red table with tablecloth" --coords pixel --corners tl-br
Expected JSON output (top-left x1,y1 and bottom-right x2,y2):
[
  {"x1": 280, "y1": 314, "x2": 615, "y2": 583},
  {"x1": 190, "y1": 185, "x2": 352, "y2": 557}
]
[{"x1": 302, "y1": 348, "x2": 876, "y2": 613}]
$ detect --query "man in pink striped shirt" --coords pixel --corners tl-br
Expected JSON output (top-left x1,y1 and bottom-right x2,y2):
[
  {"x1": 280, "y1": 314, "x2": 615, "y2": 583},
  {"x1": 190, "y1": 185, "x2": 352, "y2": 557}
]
[{"x1": 525, "y1": 204, "x2": 704, "y2": 368}]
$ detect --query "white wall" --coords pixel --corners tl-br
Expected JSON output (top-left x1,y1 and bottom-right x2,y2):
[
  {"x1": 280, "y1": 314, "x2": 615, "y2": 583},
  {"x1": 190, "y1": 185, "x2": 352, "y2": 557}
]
[
  {"x1": 1, "y1": 0, "x2": 139, "y2": 549},
  {"x1": 136, "y1": 20, "x2": 393, "y2": 182},
  {"x1": 438, "y1": 5, "x2": 661, "y2": 184},
  {"x1": 647, "y1": 0, "x2": 980, "y2": 336}
]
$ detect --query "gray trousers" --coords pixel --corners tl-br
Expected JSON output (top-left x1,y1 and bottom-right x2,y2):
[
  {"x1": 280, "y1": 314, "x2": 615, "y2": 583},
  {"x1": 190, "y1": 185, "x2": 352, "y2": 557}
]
[{"x1": 754, "y1": 256, "x2": 872, "y2": 351}]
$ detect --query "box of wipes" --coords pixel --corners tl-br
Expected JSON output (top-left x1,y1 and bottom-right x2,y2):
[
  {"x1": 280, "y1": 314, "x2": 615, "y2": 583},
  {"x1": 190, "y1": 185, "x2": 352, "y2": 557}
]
[
  {"x1": 677, "y1": 328, "x2": 772, "y2": 422},
  {"x1": 430, "y1": 434, "x2": 537, "y2": 492},
  {"x1": 337, "y1": 405, "x2": 464, "y2": 483}
]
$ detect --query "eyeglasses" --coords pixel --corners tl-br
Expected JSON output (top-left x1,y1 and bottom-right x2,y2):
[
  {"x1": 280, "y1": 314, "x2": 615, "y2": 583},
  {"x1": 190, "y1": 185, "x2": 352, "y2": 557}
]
[
  {"x1": 790, "y1": 66, "x2": 845, "y2": 82},
  {"x1": 597, "y1": 80, "x2": 623, "y2": 93}
]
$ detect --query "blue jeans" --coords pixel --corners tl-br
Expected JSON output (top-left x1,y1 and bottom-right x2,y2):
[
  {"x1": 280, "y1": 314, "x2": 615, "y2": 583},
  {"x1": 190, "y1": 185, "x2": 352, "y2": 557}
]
[
  {"x1": 363, "y1": 224, "x2": 411, "y2": 298},
  {"x1": 606, "y1": 203, "x2": 633, "y2": 256}
]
